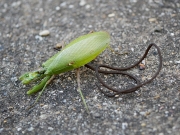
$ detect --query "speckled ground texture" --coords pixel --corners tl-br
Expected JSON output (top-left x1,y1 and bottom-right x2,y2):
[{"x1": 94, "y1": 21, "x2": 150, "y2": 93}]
[{"x1": 0, "y1": 0, "x2": 180, "y2": 135}]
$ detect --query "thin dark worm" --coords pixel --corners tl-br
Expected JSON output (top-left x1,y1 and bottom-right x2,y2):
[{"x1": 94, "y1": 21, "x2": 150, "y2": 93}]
[
  {"x1": 85, "y1": 65, "x2": 141, "y2": 96},
  {"x1": 85, "y1": 43, "x2": 162, "y2": 97}
]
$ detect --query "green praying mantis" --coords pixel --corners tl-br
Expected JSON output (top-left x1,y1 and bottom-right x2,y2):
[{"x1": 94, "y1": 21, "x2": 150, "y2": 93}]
[
  {"x1": 19, "y1": 31, "x2": 162, "y2": 112},
  {"x1": 19, "y1": 31, "x2": 110, "y2": 111}
]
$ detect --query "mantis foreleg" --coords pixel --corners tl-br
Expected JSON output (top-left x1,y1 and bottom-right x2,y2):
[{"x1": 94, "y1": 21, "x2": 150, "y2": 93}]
[{"x1": 27, "y1": 75, "x2": 53, "y2": 109}]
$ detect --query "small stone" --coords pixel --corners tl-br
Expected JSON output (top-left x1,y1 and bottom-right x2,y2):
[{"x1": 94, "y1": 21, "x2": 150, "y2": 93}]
[
  {"x1": 60, "y1": 2, "x2": 66, "y2": 7},
  {"x1": 55, "y1": 42, "x2": 64, "y2": 49},
  {"x1": 85, "y1": 5, "x2": 91, "y2": 9},
  {"x1": 55, "y1": 111, "x2": 61, "y2": 114},
  {"x1": 134, "y1": 112, "x2": 137, "y2": 116},
  {"x1": 139, "y1": 63, "x2": 145, "y2": 70},
  {"x1": 8, "y1": 106, "x2": 14, "y2": 111},
  {"x1": 174, "y1": 60, "x2": 180, "y2": 64},
  {"x1": 173, "y1": 23, "x2": 177, "y2": 26},
  {"x1": 141, "y1": 123, "x2": 146, "y2": 127},
  {"x1": 63, "y1": 99, "x2": 67, "y2": 103},
  {"x1": 163, "y1": 62, "x2": 169, "y2": 66},
  {"x1": 59, "y1": 90, "x2": 63, "y2": 93},
  {"x1": 69, "y1": 5, "x2": 74, "y2": 8},
  {"x1": 11, "y1": 77, "x2": 18, "y2": 82},
  {"x1": 145, "y1": 111, "x2": 151, "y2": 116},
  {"x1": 79, "y1": 0, "x2": 86, "y2": 6},
  {"x1": 108, "y1": 13, "x2": 115, "y2": 17},
  {"x1": 154, "y1": 26, "x2": 164, "y2": 33},
  {"x1": 122, "y1": 122, "x2": 128, "y2": 130},
  {"x1": 0, "y1": 128, "x2": 4, "y2": 132},
  {"x1": 93, "y1": 112, "x2": 101, "y2": 118},
  {"x1": 42, "y1": 105, "x2": 48, "y2": 108},
  {"x1": 56, "y1": 6, "x2": 60, "y2": 10},
  {"x1": 130, "y1": 0, "x2": 137, "y2": 2},
  {"x1": 149, "y1": 18, "x2": 157, "y2": 22},
  {"x1": 131, "y1": 48, "x2": 134, "y2": 52},
  {"x1": 11, "y1": 1, "x2": 21, "y2": 7},
  {"x1": 48, "y1": 127, "x2": 54, "y2": 131},
  {"x1": 39, "y1": 30, "x2": 50, "y2": 37},
  {"x1": 140, "y1": 111, "x2": 146, "y2": 115},
  {"x1": 154, "y1": 94, "x2": 160, "y2": 99},
  {"x1": 102, "y1": 102, "x2": 108, "y2": 106},
  {"x1": 40, "y1": 114, "x2": 48, "y2": 119},
  {"x1": 88, "y1": 25, "x2": 92, "y2": 28},
  {"x1": 17, "y1": 127, "x2": 22, "y2": 131},
  {"x1": 27, "y1": 127, "x2": 34, "y2": 131},
  {"x1": 141, "y1": 59, "x2": 146, "y2": 65},
  {"x1": 171, "y1": 14, "x2": 176, "y2": 17},
  {"x1": 160, "y1": 100, "x2": 165, "y2": 103},
  {"x1": 35, "y1": 35, "x2": 43, "y2": 41},
  {"x1": 117, "y1": 98, "x2": 123, "y2": 101}
]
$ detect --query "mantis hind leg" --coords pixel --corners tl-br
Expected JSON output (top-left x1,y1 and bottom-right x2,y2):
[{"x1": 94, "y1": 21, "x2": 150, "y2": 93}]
[{"x1": 76, "y1": 68, "x2": 90, "y2": 114}]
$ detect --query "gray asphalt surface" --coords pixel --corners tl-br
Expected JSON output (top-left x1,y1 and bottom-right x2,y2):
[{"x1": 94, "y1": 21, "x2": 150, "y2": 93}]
[{"x1": 0, "y1": 0, "x2": 180, "y2": 135}]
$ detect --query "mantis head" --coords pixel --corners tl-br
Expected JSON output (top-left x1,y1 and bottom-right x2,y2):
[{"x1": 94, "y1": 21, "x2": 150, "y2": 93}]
[
  {"x1": 19, "y1": 70, "x2": 45, "y2": 84},
  {"x1": 19, "y1": 72, "x2": 39, "y2": 84}
]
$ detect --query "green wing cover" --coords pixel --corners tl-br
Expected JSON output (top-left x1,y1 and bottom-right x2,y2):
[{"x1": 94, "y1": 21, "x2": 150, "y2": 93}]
[{"x1": 44, "y1": 31, "x2": 110, "y2": 75}]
